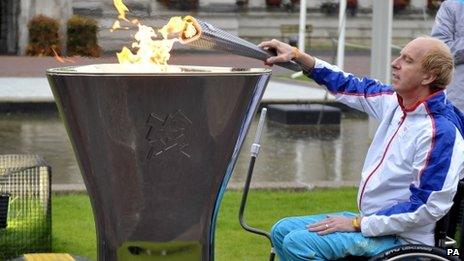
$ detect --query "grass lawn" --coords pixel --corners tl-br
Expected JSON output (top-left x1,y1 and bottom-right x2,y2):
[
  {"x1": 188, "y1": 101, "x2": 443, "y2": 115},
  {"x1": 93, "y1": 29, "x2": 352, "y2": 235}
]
[{"x1": 52, "y1": 188, "x2": 358, "y2": 260}]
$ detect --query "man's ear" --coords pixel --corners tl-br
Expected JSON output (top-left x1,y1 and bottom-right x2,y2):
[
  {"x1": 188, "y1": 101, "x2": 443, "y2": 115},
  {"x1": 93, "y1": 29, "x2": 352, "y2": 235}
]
[{"x1": 421, "y1": 73, "x2": 437, "y2": 86}]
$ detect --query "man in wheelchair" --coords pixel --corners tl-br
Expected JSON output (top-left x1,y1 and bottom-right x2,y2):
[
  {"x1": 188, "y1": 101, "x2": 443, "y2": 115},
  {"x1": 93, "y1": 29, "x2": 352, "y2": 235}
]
[{"x1": 258, "y1": 36, "x2": 464, "y2": 260}]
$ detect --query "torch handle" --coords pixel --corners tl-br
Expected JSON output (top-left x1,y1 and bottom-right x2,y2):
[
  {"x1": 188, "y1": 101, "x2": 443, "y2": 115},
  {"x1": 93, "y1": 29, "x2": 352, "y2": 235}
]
[
  {"x1": 265, "y1": 49, "x2": 302, "y2": 72},
  {"x1": 186, "y1": 19, "x2": 302, "y2": 72},
  {"x1": 275, "y1": 61, "x2": 301, "y2": 72}
]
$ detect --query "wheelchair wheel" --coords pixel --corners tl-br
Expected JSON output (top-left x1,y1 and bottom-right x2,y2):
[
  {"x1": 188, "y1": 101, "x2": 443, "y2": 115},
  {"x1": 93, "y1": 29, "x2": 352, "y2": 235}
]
[{"x1": 369, "y1": 245, "x2": 460, "y2": 261}]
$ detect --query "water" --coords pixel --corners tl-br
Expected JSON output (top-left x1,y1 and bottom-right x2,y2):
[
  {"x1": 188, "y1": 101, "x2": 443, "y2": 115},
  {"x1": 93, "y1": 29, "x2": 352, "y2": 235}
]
[
  {"x1": 0, "y1": 112, "x2": 370, "y2": 186},
  {"x1": 231, "y1": 113, "x2": 369, "y2": 187},
  {"x1": 0, "y1": 113, "x2": 80, "y2": 184}
]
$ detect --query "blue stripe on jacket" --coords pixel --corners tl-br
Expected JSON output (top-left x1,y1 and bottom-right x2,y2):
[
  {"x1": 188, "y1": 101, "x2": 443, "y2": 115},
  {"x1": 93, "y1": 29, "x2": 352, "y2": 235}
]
[
  {"x1": 375, "y1": 112, "x2": 456, "y2": 216},
  {"x1": 309, "y1": 66, "x2": 394, "y2": 97}
]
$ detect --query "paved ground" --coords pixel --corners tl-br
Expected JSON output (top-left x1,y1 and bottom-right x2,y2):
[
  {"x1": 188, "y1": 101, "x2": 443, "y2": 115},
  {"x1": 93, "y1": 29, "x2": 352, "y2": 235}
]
[
  {"x1": 0, "y1": 77, "x2": 52, "y2": 102},
  {"x1": 0, "y1": 50, "x2": 372, "y2": 77}
]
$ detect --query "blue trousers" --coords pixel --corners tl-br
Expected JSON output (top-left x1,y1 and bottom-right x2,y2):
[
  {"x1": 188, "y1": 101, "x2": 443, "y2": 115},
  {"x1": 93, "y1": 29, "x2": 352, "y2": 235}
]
[{"x1": 271, "y1": 212, "x2": 401, "y2": 260}]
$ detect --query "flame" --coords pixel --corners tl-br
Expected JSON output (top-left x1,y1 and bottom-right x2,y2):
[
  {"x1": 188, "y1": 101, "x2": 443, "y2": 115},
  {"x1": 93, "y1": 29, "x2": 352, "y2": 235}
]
[
  {"x1": 110, "y1": 20, "x2": 129, "y2": 32},
  {"x1": 116, "y1": 47, "x2": 138, "y2": 64},
  {"x1": 131, "y1": 24, "x2": 176, "y2": 65},
  {"x1": 159, "y1": 17, "x2": 185, "y2": 39},
  {"x1": 53, "y1": 48, "x2": 66, "y2": 63},
  {"x1": 111, "y1": 21, "x2": 121, "y2": 32},
  {"x1": 111, "y1": 0, "x2": 198, "y2": 67},
  {"x1": 184, "y1": 22, "x2": 197, "y2": 39},
  {"x1": 115, "y1": 24, "x2": 176, "y2": 65},
  {"x1": 113, "y1": 0, "x2": 129, "y2": 21},
  {"x1": 52, "y1": 48, "x2": 76, "y2": 63}
]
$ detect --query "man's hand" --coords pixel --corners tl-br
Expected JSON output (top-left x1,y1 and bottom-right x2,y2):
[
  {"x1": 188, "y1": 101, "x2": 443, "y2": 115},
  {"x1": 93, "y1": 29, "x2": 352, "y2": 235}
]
[
  {"x1": 258, "y1": 39, "x2": 295, "y2": 65},
  {"x1": 307, "y1": 215, "x2": 358, "y2": 235},
  {"x1": 258, "y1": 39, "x2": 316, "y2": 70}
]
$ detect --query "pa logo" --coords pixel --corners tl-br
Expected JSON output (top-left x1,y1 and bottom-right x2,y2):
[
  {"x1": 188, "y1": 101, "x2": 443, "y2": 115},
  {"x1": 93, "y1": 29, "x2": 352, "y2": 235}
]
[{"x1": 447, "y1": 248, "x2": 460, "y2": 256}]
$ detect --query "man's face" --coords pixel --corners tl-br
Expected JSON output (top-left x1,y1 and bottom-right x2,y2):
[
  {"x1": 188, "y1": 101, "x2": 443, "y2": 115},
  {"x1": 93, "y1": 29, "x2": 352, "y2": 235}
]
[{"x1": 391, "y1": 39, "x2": 429, "y2": 94}]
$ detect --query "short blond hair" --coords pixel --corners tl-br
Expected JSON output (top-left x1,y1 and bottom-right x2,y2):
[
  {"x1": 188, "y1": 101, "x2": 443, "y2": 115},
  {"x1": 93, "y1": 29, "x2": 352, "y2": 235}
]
[{"x1": 419, "y1": 37, "x2": 454, "y2": 90}]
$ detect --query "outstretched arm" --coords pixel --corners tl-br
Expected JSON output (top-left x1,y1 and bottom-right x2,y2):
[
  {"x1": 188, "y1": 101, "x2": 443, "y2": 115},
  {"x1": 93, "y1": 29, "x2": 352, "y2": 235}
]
[{"x1": 259, "y1": 39, "x2": 395, "y2": 120}]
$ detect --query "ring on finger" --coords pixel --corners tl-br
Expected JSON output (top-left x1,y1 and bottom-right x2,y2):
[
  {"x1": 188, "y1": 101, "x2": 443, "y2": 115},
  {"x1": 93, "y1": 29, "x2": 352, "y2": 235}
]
[{"x1": 325, "y1": 224, "x2": 329, "y2": 229}]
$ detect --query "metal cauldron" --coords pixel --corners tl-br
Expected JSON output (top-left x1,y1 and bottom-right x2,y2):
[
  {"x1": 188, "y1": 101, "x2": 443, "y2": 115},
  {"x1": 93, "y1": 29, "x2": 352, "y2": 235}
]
[{"x1": 46, "y1": 64, "x2": 271, "y2": 260}]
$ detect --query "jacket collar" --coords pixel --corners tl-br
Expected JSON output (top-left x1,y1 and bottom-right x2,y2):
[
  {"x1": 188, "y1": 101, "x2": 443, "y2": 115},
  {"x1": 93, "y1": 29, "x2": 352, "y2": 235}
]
[{"x1": 396, "y1": 90, "x2": 446, "y2": 115}]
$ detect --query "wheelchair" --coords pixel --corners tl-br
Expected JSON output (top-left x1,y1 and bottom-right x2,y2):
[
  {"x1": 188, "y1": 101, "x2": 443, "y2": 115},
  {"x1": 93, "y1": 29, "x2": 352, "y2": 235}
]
[{"x1": 239, "y1": 108, "x2": 463, "y2": 261}]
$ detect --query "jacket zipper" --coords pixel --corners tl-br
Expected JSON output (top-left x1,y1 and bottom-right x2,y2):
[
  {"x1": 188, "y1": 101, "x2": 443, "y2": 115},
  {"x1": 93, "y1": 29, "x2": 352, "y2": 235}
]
[{"x1": 358, "y1": 113, "x2": 407, "y2": 211}]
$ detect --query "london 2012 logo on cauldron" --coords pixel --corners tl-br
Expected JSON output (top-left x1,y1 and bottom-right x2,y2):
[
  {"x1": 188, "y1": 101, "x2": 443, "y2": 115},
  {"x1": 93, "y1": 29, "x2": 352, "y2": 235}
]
[{"x1": 145, "y1": 110, "x2": 192, "y2": 160}]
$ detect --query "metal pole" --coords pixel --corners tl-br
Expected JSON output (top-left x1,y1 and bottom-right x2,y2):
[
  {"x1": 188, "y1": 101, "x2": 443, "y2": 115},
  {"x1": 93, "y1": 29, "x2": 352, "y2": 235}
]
[
  {"x1": 337, "y1": 0, "x2": 347, "y2": 69},
  {"x1": 368, "y1": 0, "x2": 393, "y2": 139},
  {"x1": 298, "y1": 0, "x2": 307, "y2": 52},
  {"x1": 291, "y1": 0, "x2": 306, "y2": 78}
]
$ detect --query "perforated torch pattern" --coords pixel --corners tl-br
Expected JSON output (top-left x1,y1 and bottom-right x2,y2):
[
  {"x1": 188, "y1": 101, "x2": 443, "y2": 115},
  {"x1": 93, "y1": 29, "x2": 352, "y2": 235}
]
[{"x1": 190, "y1": 19, "x2": 302, "y2": 72}]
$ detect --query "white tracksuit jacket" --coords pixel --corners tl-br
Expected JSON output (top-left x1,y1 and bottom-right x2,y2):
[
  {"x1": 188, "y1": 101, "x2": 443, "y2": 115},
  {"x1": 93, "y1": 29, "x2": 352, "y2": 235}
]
[{"x1": 307, "y1": 58, "x2": 464, "y2": 246}]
